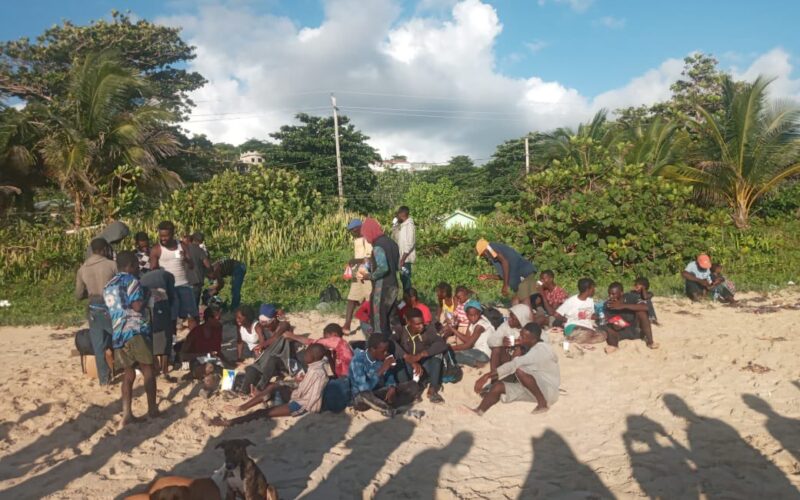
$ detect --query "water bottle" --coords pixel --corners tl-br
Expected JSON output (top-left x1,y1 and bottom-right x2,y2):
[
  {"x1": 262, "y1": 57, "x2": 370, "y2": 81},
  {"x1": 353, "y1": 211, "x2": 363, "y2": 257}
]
[
  {"x1": 273, "y1": 391, "x2": 284, "y2": 406},
  {"x1": 598, "y1": 310, "x2": 607, "y2": 327}
]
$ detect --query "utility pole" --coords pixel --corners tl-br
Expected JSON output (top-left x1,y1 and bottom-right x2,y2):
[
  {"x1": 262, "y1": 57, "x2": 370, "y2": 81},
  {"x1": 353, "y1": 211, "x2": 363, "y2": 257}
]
[
  {"x1": 331, "y1": 93, "x2": 344, "y2": 210},
  {"x1": 524, "y1": 136, "x2": 530, "y2": 175}
]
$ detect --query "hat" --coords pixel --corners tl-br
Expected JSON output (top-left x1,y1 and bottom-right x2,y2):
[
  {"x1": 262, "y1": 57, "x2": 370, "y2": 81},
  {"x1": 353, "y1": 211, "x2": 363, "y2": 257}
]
[
  {"x1": 697, "y1": 254, "x2": 711, "y2": 269},
  {"x1": 346, "y1": 219, "x2": 362, "y2": 231},
  {"x1": 464, "y1": 299, "x2": 483, "y2": 312},
  {"x1": 475, "y1": 238, "x2": 489, "y2": 255},
  {"x1": 259, "y1": 303, "x2": 277, "y2": 320}
]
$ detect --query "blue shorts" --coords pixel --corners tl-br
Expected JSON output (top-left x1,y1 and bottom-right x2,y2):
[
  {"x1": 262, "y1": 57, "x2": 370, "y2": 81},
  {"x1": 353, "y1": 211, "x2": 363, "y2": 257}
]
[
  {"x1": 172, "y1": 285, "x2": 200, "y2": 319},
  {"x1": 288, "y1": 400, "x2": 306, "y2": 416}
]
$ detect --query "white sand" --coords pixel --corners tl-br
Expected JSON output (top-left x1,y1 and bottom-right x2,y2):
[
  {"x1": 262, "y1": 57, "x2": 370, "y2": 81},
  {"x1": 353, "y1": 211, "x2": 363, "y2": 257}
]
[{"x1": 0, "y1": 292, "x2": 799, "y2": 499}]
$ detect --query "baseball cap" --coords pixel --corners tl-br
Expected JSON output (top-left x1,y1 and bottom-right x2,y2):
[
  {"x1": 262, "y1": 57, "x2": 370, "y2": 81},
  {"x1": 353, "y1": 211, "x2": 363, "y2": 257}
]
[
  {"x1": 346, "y1": 219, "x2": 362, "y2": 231},
  {"x1": 697, "y1": 254, "x2": 711, "y2": 269}
]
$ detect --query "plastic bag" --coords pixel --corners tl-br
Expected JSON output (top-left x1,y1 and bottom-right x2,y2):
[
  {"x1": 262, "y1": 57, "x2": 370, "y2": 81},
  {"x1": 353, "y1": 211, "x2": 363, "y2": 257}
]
[{"x1": 343, "y1": 264, "x2": 353, "y2": 281}]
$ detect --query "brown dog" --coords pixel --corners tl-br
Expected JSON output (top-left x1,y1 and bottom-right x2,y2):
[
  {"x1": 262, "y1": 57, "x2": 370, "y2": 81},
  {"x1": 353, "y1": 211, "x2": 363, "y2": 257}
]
[
  {"x1": 216, "y1": 439, "x2": 278, "y2": 500},
  {"x1": 124, "y1": 475, "x2": 221, "y2": 500}
]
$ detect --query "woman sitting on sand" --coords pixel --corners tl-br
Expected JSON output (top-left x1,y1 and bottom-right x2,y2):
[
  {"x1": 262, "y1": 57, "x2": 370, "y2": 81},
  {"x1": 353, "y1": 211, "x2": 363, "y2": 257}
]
[{"x1": 444, "y1": 300, "x2": 494, "y2": 367}]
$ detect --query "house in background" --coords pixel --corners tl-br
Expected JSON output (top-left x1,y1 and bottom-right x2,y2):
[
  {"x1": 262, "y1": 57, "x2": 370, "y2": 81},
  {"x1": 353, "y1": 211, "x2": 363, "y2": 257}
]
[
  {"x1": 442, "y1": 210, "x2": 477, "y2": 229},
  {"x1": 239, "y1": 150, "x2": 265, "y2": 165},
  {"x1": 372, "y1": 155, "x2": 436, "y2": 172}
]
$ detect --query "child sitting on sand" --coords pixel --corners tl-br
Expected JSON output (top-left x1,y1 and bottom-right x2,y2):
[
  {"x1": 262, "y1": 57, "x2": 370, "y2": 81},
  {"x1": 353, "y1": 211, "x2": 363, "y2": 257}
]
[
  {"x1": 453, "y1": 286, "x2": 472, "y2": 332},
  {"x1": 555, "y1": 278, "x2": 606, "y2": 345},
  {"x1": 435, "y1": 282, "x2": 456, "y2": 325},
  {"x1": 467, "y1": 323, "x2": 560, "y2": 416},
  {"x1": 445, "y1": 300, "x2": 494, "y2": 367},
  {"x1": 206, "y1": 344, "x2": 330, "y2": 426}
]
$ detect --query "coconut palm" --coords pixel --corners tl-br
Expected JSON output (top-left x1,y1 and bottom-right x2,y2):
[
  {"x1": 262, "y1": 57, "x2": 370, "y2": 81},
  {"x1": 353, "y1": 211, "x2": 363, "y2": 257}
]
[
  {"x1": 533, "y1": 109, "x2": 614, "y2": 169},
  {"x1": 37, "y1": 50, "x2": 180, "y2": 226},
  {"x1": 620, "y1": 116, "x2": 690, "y2": 173},
  {"x1": 658, "y1": 76, "x2": 800, "y2": 228}
]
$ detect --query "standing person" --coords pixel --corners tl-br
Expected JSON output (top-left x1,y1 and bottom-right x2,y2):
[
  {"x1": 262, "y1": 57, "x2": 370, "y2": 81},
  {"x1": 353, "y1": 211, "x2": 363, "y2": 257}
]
[
  {"x1": 150, "y1": 221, "x2": 198, "y2": 335},
  {"x1": 208, "y1": 257, "x2": 247, "y2": 311},
  {"x1": 475, "y1": 239, "x2": 538, "y2": 305},
  {"x1": 357, "y1": 218, "x2": 400, "y2": 334},
  {"x1": 134, "y1": 232, "x2": 151, "y2": 274},
  {"x1": 393, "y1": 206, "x2": 416, "y2": 294},
  {"x1": 103, "y1": 251, "x2": 158, "y2": 427},
  {"x1": 681, "y1": 253, "x2": 714, "y2": 301},
  {"x1": 75, "y1": 238, "x2": 118, "y2": 386},
  {"x1": 343, "y1": 219, "x2": 372, "y2": 333},
  {"x1": 139, "y1": 267, "x2": 177, "y2": 378},
  {"x1": 185, "y1": 232, "x2": 211, "y2": 308},
  {"x1": 468, "y1": 323, "x2": 560, "y2": 416}
]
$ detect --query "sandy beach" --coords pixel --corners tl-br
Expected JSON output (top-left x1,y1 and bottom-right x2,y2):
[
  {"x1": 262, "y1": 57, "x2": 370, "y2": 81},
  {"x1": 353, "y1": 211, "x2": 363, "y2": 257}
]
[{"x1": 0, "y1": 292, "x2": 799, "y2": 499}]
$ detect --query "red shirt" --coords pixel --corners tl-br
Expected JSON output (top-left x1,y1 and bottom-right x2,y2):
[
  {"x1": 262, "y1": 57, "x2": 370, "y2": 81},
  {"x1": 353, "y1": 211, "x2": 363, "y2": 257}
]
[
  {"x1": 543, "y1": 286, "x2": 568, "y2": 309},
  {"x1": 399, "y1": 302, "x2": 433, "y2": 324},
  {"x1": 314, "y1": 336, "x2": 353, "y2": 378},
  {"x1": 185, "y1": 321, "x2": 222, "y2": 354},
  {"x1": 355, "y1": 300, "x2": 371, "y2": 323}
]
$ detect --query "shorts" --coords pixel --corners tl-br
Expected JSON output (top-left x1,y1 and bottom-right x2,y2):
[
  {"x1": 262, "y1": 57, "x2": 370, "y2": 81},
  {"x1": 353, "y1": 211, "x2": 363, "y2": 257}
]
[
  {"x1": 515, "y1": 274, "x2": 539, "y2": 301},
  {"x1": 288, "y1": 400, "x2": 306, "y2": 416},
  {"x1": 172, "y1": 285, "x2": 200, "y2": 319},
  {"x1": 501, "y1": 381, "x2": 537, "y2": 403},
  {"x1": 114, "y1": 335, "x2": 154, "y2": 369},
  {"x1": 348, "y1": 280, "x2": 372, "y2": 303}
]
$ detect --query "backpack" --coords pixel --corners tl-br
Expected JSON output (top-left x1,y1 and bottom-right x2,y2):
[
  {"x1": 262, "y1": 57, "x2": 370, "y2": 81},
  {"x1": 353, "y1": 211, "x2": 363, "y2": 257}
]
[
  {"x1": 483, "y1": 306, "x2": 505, "y2": 329},
  {"x1": 441, "y1": 348, "x2": 463, "y2": 384},
  {"x1": 74, "y1": 328, "x2": 94, "y2": 355},
  {"x1": 319, "y1": 284, "x2": 342, "y2": 303}
]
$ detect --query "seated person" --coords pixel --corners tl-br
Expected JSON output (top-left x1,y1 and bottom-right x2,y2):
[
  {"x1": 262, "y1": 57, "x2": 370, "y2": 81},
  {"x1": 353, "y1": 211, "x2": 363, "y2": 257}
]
[
  {"x1": 602, "y1": 282, "x2": 659, "y2": 353},
  {"x1": 239, "y1": 304, "x2": 295, "y2": 394},
  {"x1": 284, "y1": 323, "x2": 353, "y2": 378},
  {"x1": 391, "y1": 309, "x2": 448, "y2": 404},
  {"x1": 445, "y1": 300, "x2": 494, "y2": 367},
  {"x1": 235, "y1": 305, "x2": 265, "y2": 361},
  {"x1": 710, "y1": 263, "x2": 737, "y2": 304},
  {"x1": 435, "y1": 282, "x2": 456, "y2": 325},
  {"x1": 398, "y1": 288, "x2": 432, "y2": 325},
  {"x1": 180, "y1": 304, "x2": 224, "y2": 378},
  {"x1": 452, "y1": 286, "x2": 472, "y2": 333},
  {"x1": 349, "y1": 333, "x2": 420, "y2": 418},
  {"x1": 529, "y1": 270, "x2": 567, "y2": 325},
  {"x1": 207, "y1": 344, "x2": 330, "y2": 426},
  {"x1": 632, "y1": 277, "x2": 658, "y2": 324},
  {"x1": 487, "y1": 304, "x2": 533, "y2": 372},
  {"x1": 555, "y1": 278, "x2": 606, "y2": 345},
  {"x1": 467, "y1": 323, "x2": 560, "y2": 416},
  {"x1": 682, "y1": 253, "x2": 714, "y2": 301}
]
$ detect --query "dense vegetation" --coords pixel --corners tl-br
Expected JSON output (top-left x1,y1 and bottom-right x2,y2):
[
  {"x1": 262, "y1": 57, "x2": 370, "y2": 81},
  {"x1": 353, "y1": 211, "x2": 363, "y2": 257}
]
[{"x1": 0, "y1": 17, "x2": 798, "y2": 326}]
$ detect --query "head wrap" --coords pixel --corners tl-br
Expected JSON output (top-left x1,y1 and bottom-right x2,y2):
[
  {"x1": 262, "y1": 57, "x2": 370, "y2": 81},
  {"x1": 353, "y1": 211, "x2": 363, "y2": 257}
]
[
  {"x1": 259, "y1": 303, "x2": 277, "y2": 322},
  {"x1": 464, "y1": 299, "x2": 483, "y2": 312},
  {"x1": 361, "y1": 218, "x2": 384, "y2": 244}
]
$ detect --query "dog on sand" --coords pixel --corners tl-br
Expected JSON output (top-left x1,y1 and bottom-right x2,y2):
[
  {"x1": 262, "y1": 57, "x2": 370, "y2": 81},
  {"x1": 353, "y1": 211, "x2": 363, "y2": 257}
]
[{"x1": 216, "y1": 439, "x2": 278, "y2": 500}]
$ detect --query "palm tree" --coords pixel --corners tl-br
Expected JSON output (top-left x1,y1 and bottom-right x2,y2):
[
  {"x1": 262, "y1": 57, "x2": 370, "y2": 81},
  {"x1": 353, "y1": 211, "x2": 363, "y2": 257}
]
[
  {"x1": 620, "y1": 116, "x2": 689, "y2": 173},
  {"x1": 37, "y1": 51, "x2": 180, "y2": 226},
  {"x1": 658, "y1": 76, "x2": 800, "y2": 228},
  {"x1": 533, "y1": 109, "x2": 614, "y2": 169}
]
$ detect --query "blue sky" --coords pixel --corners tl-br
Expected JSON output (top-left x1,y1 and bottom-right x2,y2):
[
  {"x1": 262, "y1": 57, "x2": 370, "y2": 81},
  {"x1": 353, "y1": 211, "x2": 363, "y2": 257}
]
[{"x1": 3, "y1": 0, "x2": 799, "y2": 160}]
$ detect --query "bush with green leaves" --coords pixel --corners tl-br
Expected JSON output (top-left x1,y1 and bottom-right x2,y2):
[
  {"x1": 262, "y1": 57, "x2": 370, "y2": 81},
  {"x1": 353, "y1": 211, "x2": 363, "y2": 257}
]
[
  {"x1": 402, "y1": 178, "x2": 466, "y2": 225},
  {"x1": 156, "y1": 166, "x2": 321, "y2": 234}
]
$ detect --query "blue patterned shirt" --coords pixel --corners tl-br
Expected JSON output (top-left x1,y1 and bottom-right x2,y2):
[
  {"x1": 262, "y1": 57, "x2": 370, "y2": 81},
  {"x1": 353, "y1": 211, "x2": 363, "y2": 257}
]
[
  {"x1": 104, "y1": 272, "x2": 149, "y2": 349},
  {"x1": 348, "y1": 348, "x2": 396, "y2": 394}
]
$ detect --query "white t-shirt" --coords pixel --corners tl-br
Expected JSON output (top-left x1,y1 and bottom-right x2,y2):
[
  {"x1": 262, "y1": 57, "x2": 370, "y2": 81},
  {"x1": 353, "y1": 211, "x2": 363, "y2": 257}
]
[
  {"x1": 556, "y1": 295, "x2": 595, "y2": 330},
  {"x1": 496, "y1": 342, "x2": 560, "y2": 406},
  {"x1": 239, "y1": 321, "x2": 261, "y2": 351},
  {"x1": 685, "y1": 261, "x2": 712, "y2": 283},
  {"x1": 470, "y1": 316, "x2": 495, "y2": 357}
]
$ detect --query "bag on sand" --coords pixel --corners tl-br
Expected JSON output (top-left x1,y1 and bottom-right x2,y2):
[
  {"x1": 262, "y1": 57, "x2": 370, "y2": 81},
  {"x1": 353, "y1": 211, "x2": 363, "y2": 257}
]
[
  {"x1": 483, "y1": 306, "x2": 505, "y2": 330},
  {"x1": 441, "y1": 349, "x2": 463, "y2": 384},
  {"x1": 75, "y1": 328, "x2": 94, "y2": 355},
  {"x1": 319, "y1": 284, "x2": 342, "y2": 304}
]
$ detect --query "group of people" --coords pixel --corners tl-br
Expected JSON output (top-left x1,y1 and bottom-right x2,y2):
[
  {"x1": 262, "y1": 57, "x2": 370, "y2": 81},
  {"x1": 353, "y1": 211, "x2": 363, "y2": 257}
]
[{"x1": 75, "y1": 209, "x2": 736, "y2": 427}]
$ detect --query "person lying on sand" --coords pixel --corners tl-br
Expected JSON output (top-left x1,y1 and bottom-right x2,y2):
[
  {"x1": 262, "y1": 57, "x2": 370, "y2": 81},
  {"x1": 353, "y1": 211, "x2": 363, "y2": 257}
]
[
  {"x1": 601, "y1": 282, "x2": 659, "y2": 354},
  {"x1": 555, "y1": 278, "x2": 607, "y2": 345},
  {"x1": 466, "y1": 323, "x2": 559, "y2": 416},
  {"x1": 206, "y1": 344, "x2": 329, "y2": 426}
]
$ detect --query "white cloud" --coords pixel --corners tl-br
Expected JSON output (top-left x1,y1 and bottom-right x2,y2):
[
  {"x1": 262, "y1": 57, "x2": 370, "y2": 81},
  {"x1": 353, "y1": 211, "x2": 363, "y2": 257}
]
[
  {"x1": 525, "y1": 40, "x2": 548, "y2": 54},
  {"x1": 163, "y1": 0, "x2": 799, "y2": 163},
  {"x1": 595, "y1": 16, "x2": 626, "y2": 29},
  {"x1": 538, "y1": 0, "x2": 595, "y2": 13},
  {"x1": 732, "y1": 47, "x2": 800, "y2": 101}
]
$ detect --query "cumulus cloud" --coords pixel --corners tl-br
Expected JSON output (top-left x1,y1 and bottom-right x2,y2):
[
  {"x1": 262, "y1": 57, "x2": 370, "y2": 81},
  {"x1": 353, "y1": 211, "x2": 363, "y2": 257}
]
[
  {"x1": 731, "y1": 47, "x2": 800, "y2": 101},
  {"x1": 162, "y1": 0, "x2": 799, "y2": 163},
  {"x1": 525, "y1": 40, "x2": 549, "y2": 54},
  {"x1": 595, "y1": 16, "x2": 626, "y2": 29}
]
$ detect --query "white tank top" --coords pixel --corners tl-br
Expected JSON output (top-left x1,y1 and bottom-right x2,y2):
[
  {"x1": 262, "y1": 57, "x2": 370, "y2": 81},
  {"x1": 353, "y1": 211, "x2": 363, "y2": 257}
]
[
  {"x1": 239, "y1": 321, "x2": 260, "y2": 351},
  {"x1": 159, "y1": 244, "x2": 189, "y2": 286}
]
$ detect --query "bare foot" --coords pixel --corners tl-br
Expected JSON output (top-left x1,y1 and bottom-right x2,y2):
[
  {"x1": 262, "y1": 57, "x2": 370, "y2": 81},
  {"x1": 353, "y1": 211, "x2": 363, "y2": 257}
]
[
  {"x1": 531, "y1": 404, "x2": 549, "y2": 415},
  {"x1": 604, "y1": 345, "x2": 619, "y2": 354},
  {"x1": 118, "y1": 414, "x2": 142, "y2": 429},
  {"x1": 459, "y1": 405, "x2": 483, "y2": 416},
  {"x1": 647, "y1": 342, "x2": 660, "y2": 350}
]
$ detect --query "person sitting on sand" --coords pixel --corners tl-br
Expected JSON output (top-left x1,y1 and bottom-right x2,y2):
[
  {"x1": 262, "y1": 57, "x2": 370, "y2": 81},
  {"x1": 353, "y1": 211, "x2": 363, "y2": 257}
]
[
  {"x1": 239, "y1": 304, "x2": 295, "y2": 394},
  {"x1": 682, "y1": 253, "x2": 715, "y2": 301},
  {"x1": 710, "y1": 263, "x2": 737, "y2": 304},
  {"x1": 207, "y1": 344, "x2": 330, "y2": 426},
  {"x1": 452, "y1": 285, "x2": 472, "y2": 333},
  {"x1": 467, "y1": 323, "x2": 559, "y2": 416},
  {"x1": 180, "y1": 304, "x2": 223, "y2": 377},
  {"x1": 555, "y1": 278, "x2": 606, "y2": 345},
  {"x1": 529, "y1": 270, "x2": 567, "y2": 325},
  {"x1": 487, "y1": 304, "x2": 534, "y2": 372},
  {"x1": 284, "y1": 323, "x2": 353, "y2": 378},
  {"x1": 104, "y1": 251, "x2": 158, "y2": 427},
  {"x1": 445, "y1": 300, "x2": 495, "y2": 367},
  {"x1": 391, "y1": 308, "x2": 448, "y2": 404},
  {"x1": 398, "y1": 287, "x2": 433, "y2": 325},
  {"x1": 602, "y1": 282, "x2": 659, "y2": 353},
  {"x1": 632, "y1": 277, "x2": 658, "y2": 324},
  {"x1": 435, "y1": 282, "x2": 456, "y2": 325},
  {"x1": 349, "y1": 333, "x2": 420, "y2": 418}
]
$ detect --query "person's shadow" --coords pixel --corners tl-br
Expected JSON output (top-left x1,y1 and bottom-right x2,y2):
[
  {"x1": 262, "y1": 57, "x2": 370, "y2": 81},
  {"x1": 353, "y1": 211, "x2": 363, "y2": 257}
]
[
  {"x1": 373, "y1": 431, "x2": 473, "y2": 499},
  {"x1": 519, "y1": 429, "x2": 614, "y2": 499},
  {"x1": 743, "y1": 393, "x2": 800, "y2": 462},
  {"x1": 663, "y1": 393, "x2": 799, "y2": 499},
  {"x1": 0, "y1": 403, "x2": 53, "y2": 443},
  {"x1": 624, "y1": 414, "x2": 699, "y2": 499},
  {"x1": 302, "y1": 417, "x2": 415, "y2": 499}
]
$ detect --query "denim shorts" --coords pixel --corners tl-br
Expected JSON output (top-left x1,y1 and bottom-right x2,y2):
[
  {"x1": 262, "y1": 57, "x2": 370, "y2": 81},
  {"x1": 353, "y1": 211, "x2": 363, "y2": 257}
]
[
  {"x1": 288, "y1": 400, "x2": 306, "y2": 416},
  {"x1": 172, "y1": 285, "x2": 200, "y2": 319}
]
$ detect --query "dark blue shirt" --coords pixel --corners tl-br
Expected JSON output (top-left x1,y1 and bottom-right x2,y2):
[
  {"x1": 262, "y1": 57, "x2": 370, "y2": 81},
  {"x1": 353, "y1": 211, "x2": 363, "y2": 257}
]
[{"x1": 489, "y1": 242, "x2": 536, "y2": 291}]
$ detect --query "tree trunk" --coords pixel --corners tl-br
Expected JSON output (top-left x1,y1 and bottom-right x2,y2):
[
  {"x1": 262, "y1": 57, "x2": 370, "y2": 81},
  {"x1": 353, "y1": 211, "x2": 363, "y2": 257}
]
[
  {"x1": 73, "y1": 191, "x2": 82, "y2": 228},
  {"x1": 732, "y1": 204, "x2": 749, "y2": 229}
]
